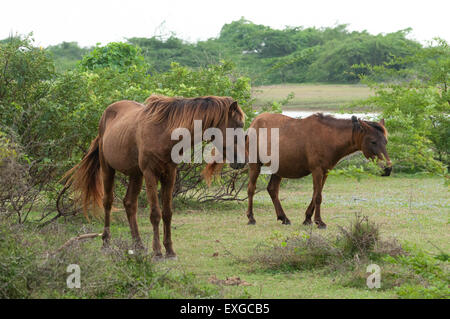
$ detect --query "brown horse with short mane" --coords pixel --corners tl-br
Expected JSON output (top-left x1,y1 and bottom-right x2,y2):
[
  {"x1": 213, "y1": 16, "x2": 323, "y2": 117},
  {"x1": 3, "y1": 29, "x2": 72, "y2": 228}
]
[
  {"x1": 244, "y1": 112, "x2": 392, "y2": 228},
  {"x1": 64, "y1": 95, "x2": 245, "y2": 259}
]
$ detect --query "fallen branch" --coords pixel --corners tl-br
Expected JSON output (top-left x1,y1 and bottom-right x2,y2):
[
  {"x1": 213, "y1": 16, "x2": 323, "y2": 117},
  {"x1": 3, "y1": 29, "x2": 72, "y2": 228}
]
[{"x1": 53, "y1": 232, "x2": 102, "y2": 254}]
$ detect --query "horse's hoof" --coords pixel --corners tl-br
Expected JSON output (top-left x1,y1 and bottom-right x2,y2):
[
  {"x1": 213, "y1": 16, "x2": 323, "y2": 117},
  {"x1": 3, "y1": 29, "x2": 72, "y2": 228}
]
[
  {"x1": 165, "y1": 254, "x2": 178, "y2": 261},
  {"x1": 134, "y1": 244, "x2": 147, "y2": 252},
  {"x1": 101, "y1": 239, "x2": 111, "y2": 250},
  {"x1": 152, "y1": 254, "x2": 164, "y2": 262},
  {"x1": 247, "y1": 220, "x2": 256, "y2": 225},
  {"x1": 282, "y1": 219, "x2": 291, "y2": 225},
  {"x1": 316, "y1": 222, "x2": 327, "y2": 229},
  {"x1": 302, "y1": 220, "x2": 312, "y2": 226}
]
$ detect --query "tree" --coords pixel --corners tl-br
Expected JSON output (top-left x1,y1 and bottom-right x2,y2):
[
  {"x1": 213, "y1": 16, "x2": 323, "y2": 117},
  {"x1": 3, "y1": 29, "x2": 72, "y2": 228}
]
[
  {"x1": 356, "y1": 39, "x2": 449, "y2": 173},
  {"x1": 79, "y1": 42, "x2": 146, "y2": 72},
  {"x1": 47, "y1": 42, "x2": 91, "y2": 72}
]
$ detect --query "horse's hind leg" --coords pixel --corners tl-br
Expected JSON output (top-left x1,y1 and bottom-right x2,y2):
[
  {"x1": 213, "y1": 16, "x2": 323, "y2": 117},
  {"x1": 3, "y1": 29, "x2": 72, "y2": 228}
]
[
  {"x1": 160, "y1": 166, "x2": 177, "y2": 259},
  {"x1": 123, "y1": 174, "x2": 144, "y2": 250},
  {"x1": 246, "y1": 163, "x2": 261, "y2": 224},
  {"x1": 267, "y1": 174, "x2": 291, "y2": 225},
  {"x1": 143, "y1": 170, "x2": 163, "y2": 260},
  {"x1": 101, "y1": 164, "x2": 115, "y2": 249}
]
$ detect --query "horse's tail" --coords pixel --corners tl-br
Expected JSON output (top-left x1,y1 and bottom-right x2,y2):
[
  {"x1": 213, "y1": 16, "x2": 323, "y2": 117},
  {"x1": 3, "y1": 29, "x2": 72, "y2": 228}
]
[
  {"x1": 202, "y1": 162, "x2": 224, "y2": 186},
  {"x1": 62, "y1": 136, "x2": 103, "y2": 218}
]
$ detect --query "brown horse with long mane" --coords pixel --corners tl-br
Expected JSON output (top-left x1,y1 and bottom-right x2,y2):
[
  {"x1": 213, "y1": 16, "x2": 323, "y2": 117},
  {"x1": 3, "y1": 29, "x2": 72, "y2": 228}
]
[
  {"x1": 64, "y1": 95, "x2": 245, "y2": 259},
  {"x1": 244, "y1": 112, "x2": 392, "y2": 228}
]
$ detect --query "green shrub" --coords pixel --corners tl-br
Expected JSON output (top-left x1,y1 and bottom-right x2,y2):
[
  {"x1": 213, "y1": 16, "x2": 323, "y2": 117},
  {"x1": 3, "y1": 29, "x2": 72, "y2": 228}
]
[
  {"x1": 384, "y1": 248, "x2": 450, "y2": 299},
  {"x1": 337, "y1": 214, "x2": 379, "y2": 258},
  {"x1": 354, "y1": 39, "x2": 450, "y2": 174},
  {"x1": 250, "y1": 214, "x2": 402, "y2": 273},
  {"x1": 0, "y1": 221, "x2": 219, "y2": 298}
]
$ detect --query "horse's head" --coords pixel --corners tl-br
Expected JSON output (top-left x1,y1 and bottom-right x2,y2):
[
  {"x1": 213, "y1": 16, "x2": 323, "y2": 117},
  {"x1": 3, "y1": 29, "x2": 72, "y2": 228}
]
[
  {"x1": 224, "y1": 100, "x2": 246, "y2": 169},
  {"x1": 352, "y1": 116, "x2": 392, "y2": 176},
  {"x1": 201, "y1": 99, "x2": 245, "y2": 185}
]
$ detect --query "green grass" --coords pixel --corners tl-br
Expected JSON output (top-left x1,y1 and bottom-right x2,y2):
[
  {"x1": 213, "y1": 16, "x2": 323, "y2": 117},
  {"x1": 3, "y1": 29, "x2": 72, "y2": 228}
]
[
  {"x1": 5, "y1": 175, "x2": 447, "y2": 298},
  {"x1": 252, "y1": 83, "x2": 373, "y2": 110}
]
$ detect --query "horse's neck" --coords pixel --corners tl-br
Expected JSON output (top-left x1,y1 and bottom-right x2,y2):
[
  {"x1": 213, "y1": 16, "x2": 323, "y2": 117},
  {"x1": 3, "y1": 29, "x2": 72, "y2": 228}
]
[
  {"x1": 331, "y1": 124, "x2": 360, "y2": 161},
  {"x1": 187, "y1": 119, "x2": 224, "y2": 144}
]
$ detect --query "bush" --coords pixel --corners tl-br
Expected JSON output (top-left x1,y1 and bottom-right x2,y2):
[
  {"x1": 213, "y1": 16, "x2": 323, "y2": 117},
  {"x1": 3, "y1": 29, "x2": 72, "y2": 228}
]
[
  {"x1": 79, "y1": 42, "x2": 146, "y2": 72},
  {"x1": 0, "y1": 220, "x2": 219, "y2": 298},
  {"x1": 251, "y1": 232, "x2": 341, "y2": 272},
  {"x1": 0, "y1": 131, "x2": 47, "y2": 223},
  {"x1": 337, "y1": 214, "x2": 379, "y2": 258},
  {"x1": 355, "y1": 38, "x2": 450, "y2": 174},
  {"x1": 250, "y1": 214, "x2": 403, "y2": 273},
  {"x1": 384, "y1": 247, "x2": 450, "y2": 299}
]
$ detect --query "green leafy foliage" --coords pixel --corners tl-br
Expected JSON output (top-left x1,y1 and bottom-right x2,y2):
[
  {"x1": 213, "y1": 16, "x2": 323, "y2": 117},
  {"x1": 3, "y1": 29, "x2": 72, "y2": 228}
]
[
  {"x1": 356, "y1": 39, "x2": 450, "y2": 173},
  {"x1": 384, "y1": 246, "x2": 450, "y2": 299},
  {"x1": 38, "y1": 19, "x2": 423, "y2": 85},
  {"x1": 329, "y1": 158, "x2": 383, "y2": 181},
  {"x1": 47, "y1": 41, "x2": 91, "y2": 72},
  {"x1": 79, "y1": 42, "x2": 146, "y2": 72}
]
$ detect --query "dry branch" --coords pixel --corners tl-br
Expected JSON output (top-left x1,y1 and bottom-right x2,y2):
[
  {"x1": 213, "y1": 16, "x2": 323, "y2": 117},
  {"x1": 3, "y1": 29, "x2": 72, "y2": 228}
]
[{"x1": 53, "y1": 232, "x2": 102, "y2": 254}]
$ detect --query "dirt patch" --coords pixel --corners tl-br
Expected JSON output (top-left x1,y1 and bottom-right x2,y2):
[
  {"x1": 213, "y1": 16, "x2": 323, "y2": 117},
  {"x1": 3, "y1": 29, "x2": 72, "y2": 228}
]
[{"x1": 208, "y1": 275, "x2": 252, "y2": 286}]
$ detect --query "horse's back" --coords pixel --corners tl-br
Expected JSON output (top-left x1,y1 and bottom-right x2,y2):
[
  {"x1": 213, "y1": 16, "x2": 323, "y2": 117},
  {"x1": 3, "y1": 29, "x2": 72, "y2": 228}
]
[
  {"x1": 99, "y1": 100, "x2": 143, "y2": 132},
  {"x1": 249, "y1": 113, "x2": 295, "y2": 129}
]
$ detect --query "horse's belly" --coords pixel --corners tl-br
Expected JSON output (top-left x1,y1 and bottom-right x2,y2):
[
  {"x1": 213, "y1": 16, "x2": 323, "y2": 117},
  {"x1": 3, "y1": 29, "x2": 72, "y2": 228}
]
[
  {"x1": 101, "y1": 126, "x2": 139, "y2": 175},
  {"x1": 273, "y1": 143, "x2": 310, "y2": 178},
  {"x1": 275, "y1": 165, "x2": 310, "y2": 178}
]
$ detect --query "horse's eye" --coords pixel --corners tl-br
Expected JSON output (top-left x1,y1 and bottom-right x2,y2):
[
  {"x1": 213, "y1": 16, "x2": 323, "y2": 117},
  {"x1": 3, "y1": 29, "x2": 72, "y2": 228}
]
[{"x1": 371, "y1": 141, "x2": 377, "y2": 145}]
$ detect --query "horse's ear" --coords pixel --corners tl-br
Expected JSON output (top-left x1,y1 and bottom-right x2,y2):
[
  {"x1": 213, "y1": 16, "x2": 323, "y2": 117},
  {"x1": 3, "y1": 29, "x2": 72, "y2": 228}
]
[
  {"x1": 352, "y1": 116, "x2": 360, "y2": 130},
  {"x1": 379, "y1": 118, "x2": 385, "y2": 126}
]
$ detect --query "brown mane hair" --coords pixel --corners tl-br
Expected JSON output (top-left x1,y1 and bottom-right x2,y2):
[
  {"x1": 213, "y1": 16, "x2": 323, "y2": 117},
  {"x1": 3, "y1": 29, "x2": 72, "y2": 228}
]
[
  {"x1": 143, "y1": 95, "x2": 245, "y2": 131},
  {"x1": 315, "y1": 113, "x2": 388, "y2": 136}
]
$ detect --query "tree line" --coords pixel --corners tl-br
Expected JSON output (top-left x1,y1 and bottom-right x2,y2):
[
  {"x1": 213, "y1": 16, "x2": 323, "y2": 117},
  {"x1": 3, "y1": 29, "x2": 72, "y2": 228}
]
[{"x1": 46, "y1": 18, "x2": 422, "y2": 84}]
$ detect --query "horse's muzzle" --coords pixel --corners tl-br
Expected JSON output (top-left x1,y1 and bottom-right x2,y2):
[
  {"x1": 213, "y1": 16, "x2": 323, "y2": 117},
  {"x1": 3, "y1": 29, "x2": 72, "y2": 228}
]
[
  {"x1": 381, "y1": 166, "x2": 392, "y2": 177},
  {"x1": 230, "y1": 162, "x2": 246, "y2": 170}
]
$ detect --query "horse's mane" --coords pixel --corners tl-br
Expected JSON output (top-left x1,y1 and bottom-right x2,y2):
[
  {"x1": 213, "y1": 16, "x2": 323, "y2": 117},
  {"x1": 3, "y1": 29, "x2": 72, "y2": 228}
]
[
  {"x1": 314, "y1": 113, "x2": 387, "y2": 136},
  {"x1": 143, "y1": 95, "x2": 244, "y2": 131}
]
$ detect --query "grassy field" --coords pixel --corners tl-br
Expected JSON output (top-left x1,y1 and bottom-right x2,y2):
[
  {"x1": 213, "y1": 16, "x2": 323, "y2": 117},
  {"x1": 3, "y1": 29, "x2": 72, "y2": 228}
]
[
  {"x1": 4, "y1": 175, "x2": 447, "y2": 298},
  {"x1": 252, "y1": 83, "x2": 373, "y2": 110}
]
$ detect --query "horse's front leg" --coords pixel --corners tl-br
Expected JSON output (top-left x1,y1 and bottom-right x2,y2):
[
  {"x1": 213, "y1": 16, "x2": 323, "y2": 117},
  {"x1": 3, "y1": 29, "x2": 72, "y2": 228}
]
[
  {"x1": 143, "y1": 170, "x2": 163, "y2": 260},
  {"x1": 303, "y1": 170, "x2": 327, "y2": 229},
  {"x1": 160, "y1": 167, "x2": 177, "y2": 259},
  {"x1": 302, "y1": 199, "x2": 315, "y2": 226}
]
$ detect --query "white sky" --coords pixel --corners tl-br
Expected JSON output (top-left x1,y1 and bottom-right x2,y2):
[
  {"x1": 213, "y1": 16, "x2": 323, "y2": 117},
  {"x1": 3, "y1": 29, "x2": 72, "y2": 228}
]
[{"x1": 2, "y1": 0, "x2": 449, "y2": 47}]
